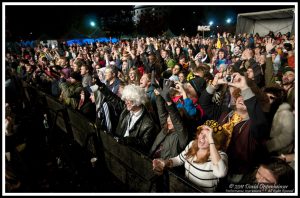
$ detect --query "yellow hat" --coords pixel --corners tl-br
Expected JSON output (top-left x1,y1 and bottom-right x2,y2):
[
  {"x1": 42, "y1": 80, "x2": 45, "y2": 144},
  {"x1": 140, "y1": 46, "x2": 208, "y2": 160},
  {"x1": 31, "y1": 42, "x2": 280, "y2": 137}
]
[{"x1": 197, "y1": 120, "x2": 229, "y2": 151}]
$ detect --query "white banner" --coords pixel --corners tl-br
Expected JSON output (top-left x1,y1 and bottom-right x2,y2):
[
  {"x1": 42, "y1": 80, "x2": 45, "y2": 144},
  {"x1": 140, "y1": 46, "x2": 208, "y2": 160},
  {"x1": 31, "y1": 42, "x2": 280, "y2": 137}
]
[{"x1": 198, "y1": 26, "x2": 210, "y2": 31}]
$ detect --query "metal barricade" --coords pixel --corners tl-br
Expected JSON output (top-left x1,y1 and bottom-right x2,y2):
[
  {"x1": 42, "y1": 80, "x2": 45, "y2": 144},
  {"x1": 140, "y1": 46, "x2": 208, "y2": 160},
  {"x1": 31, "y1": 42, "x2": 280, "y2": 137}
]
[{"x1": 27, "y1": 86, "x2": 203, "y2": 193}]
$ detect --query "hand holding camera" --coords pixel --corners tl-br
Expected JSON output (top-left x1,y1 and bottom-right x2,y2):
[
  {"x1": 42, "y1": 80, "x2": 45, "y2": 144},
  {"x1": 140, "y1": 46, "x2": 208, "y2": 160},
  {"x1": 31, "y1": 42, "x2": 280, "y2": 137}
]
[
  {"x1": 211, "y1": 72, "x2": 228, "y2": 87},
  {"x1": 223, "y1": 74, "x2": 233, "y2": 83},
  {"x1": 227, "y1": 72, "x2": 249, "y2": 91}
]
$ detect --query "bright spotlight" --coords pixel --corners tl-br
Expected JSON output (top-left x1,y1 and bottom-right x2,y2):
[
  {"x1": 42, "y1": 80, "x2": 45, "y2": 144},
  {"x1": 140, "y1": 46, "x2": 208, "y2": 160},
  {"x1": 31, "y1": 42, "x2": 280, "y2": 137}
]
[
  {"x1": 209, "y1": 21, "x2": 214, "y2": 26},
  {"x1": 90, "y1": 21, "x2": 96, "y2": 27},
  {"x1": 226, "y1": 18, "x2": 232, "y2": 24}
]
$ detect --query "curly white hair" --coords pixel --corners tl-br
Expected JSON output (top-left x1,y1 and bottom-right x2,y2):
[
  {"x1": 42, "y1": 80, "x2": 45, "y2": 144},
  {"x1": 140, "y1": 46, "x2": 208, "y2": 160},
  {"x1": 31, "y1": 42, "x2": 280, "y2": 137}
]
[{"x1": 121, "y1": 84, "x2": 148, "y2": 106}]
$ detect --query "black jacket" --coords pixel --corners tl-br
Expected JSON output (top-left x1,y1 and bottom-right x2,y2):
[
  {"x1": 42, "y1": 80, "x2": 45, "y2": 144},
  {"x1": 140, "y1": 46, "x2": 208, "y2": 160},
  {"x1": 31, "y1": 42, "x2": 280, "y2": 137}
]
[
  {"x1": 99, "y1": 84, "x2": 157, "y2": 154},
  {"x1": 149, "y1": 95, "x2": 188, "y2": 159}
]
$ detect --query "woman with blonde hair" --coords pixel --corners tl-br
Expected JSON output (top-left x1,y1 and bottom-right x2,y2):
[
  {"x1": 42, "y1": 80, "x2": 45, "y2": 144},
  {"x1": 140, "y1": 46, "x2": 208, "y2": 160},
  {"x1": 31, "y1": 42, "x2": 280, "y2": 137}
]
[
  {"x1": 127, "y1": 67, "x2": 141, "y2": 86},
  {"x1": 152, "y1": 120, "x2": 228, "y2": 192}
]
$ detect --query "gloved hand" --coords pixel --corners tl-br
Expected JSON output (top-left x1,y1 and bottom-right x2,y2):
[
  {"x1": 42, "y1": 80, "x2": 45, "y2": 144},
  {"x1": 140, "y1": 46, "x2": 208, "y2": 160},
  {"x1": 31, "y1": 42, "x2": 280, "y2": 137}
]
[{"x1": 160, "y1": 79, "x2": 173, "y2": 102}]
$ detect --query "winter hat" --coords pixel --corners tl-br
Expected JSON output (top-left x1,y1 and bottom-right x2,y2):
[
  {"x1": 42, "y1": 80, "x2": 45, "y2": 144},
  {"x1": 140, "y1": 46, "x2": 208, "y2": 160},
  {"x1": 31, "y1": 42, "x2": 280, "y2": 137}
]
[
  {"x1": 189, "y1": 76, "x2": 206, "y2": 97},
  {"x1": 167, "y1": 59, "x2": 177, "y2": 69},
  {"x1": 282, "y1": 66, "x2": 294, "y2": 74}
]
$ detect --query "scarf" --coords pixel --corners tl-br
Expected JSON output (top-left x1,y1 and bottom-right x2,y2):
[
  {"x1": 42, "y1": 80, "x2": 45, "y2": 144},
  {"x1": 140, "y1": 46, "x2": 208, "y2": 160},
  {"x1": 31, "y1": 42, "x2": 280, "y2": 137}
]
[{"x1": 222, "y1": 112, "x2": 243, "y2": 149}]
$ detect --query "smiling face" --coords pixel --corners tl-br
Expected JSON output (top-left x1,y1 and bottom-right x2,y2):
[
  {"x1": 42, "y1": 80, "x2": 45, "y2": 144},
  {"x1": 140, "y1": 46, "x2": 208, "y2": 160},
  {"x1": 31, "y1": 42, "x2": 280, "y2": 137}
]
[
  {"x1": 197, "y1": 128, "x2": 210, "y2": 149},
  {"x1": 129, "y1": 70, "x2": 136, "y2": 81},
  {"x1": 282, "y1": 71, "x2": 295, "y2": 85},
  {"x1": 160, "y1": 50, "x2": 168, "y2": 59},
  {"x1": 178, "y1": 72, "x2": 186, "y2": 83},
  {"x1": 234, "y1": 46, "x2": 240, "y2": 55},
  {"x1": 172, "y1": 65, "x2": 181, "y2": 75},
  {"x1": 218, "y1": 51, "x2": 225, "y2": 59}
]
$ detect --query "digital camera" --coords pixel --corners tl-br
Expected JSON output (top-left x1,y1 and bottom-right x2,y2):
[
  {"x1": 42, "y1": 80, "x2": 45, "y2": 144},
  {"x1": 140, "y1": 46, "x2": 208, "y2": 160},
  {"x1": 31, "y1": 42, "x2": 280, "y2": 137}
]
[{"x1": 224, "y1": 75, "x2": 233, "y2": 83}]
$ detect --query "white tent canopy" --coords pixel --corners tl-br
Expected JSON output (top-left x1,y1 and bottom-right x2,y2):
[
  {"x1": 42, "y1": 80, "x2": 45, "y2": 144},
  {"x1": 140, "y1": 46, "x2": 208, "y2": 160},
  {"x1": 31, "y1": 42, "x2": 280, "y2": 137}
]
[{"x1": 235, "y1": 8, "x2": 295, "y2": 36}]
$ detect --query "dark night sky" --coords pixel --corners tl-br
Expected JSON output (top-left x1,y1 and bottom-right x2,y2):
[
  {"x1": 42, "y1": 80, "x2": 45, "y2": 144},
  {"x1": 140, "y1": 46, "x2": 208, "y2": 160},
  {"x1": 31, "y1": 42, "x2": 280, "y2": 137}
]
[
  {"x1": 5, "y1": 5, "x2": 134, "y2": 40},
  {"x1": 5, "y1": 3, "x2": 295, "y2": 40}
]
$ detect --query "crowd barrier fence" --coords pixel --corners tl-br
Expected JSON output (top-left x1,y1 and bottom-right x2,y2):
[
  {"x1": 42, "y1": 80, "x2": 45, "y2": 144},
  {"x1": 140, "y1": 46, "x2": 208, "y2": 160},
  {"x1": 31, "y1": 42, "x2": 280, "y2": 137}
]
[{"x1": 25, "y1": 84, "x2": 202, "y2": 192}]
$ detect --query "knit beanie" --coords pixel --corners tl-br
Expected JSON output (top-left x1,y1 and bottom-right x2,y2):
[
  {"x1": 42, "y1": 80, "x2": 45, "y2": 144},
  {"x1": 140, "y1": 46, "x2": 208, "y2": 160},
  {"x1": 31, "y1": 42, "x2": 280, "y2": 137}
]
[
  {"x1": 167, "y1": 59, "x2": 176, "y2": 69},
  {"x1": 282, "y1": 66, "x2": 294, "y2": 74},
  {"x1": 189, "y1": 76, "x2": 206, "y2": 97}
]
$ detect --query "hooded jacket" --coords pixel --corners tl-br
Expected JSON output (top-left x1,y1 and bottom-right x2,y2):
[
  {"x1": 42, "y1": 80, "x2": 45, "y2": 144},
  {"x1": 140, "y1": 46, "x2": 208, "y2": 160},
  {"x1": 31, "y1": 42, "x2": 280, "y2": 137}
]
[{"x1": 266, "y1": 103, "x2": 295, "y2": 154}]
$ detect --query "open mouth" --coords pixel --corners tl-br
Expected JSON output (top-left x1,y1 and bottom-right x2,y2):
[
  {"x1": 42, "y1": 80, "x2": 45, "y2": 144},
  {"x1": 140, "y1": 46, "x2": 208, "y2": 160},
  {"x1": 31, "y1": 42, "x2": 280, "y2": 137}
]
[{"x1": 199, "y1": 138, "x2": 205, "y2": 144}]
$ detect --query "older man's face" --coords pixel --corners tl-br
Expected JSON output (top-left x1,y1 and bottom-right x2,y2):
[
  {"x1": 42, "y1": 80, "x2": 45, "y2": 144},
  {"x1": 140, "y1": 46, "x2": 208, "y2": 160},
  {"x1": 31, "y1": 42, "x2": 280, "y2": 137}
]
[{"x1": 125, "y1": 99, "x2": 135, "y2": 111}]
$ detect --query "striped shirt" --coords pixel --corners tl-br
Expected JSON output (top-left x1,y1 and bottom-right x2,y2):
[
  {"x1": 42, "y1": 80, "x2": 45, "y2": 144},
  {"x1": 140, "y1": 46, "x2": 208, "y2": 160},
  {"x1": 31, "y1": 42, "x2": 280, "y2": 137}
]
[{"x1": 170, "y1": 141, "x2": 228, "y2": 192}]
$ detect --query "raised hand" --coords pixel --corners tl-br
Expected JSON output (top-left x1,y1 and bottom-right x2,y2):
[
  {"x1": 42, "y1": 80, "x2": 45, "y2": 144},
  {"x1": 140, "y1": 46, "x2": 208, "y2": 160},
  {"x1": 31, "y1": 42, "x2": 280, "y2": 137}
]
[
  {"x1": 265, "y1": 38, "x2": 276, "y2": 54},
  {"x1": 228, "y1": 72, "x2": 249, "y2": 91},
  {"x1": 127, "y1": 45, "x2": 131, "y2": 52},
  {"x1": 201, "y1": 125, "x2": 213, "y2": 140},
  {"x1": 160, "y1": 79, "x2": 174, "y2": 102}
]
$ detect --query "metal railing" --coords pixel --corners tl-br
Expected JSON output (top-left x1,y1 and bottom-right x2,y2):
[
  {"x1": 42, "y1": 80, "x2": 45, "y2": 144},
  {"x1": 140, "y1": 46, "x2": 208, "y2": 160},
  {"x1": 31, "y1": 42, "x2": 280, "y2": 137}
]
[{"x1": 25, "y1": 84, "x2": 202, "y2": 192}]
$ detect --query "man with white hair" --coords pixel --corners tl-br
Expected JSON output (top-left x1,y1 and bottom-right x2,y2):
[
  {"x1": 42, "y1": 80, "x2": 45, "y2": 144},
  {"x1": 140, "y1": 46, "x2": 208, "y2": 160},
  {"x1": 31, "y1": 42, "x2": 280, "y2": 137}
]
[{"x1": 98, "y1": 83, "x2": 157, "y2": 154}]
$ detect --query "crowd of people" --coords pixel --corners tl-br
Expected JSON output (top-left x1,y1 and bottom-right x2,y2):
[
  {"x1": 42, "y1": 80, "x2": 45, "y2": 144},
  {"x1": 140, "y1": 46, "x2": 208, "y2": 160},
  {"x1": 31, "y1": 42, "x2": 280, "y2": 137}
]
[{"x1": 5, "y1": 30, "x2": 295, "y2": 192}]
